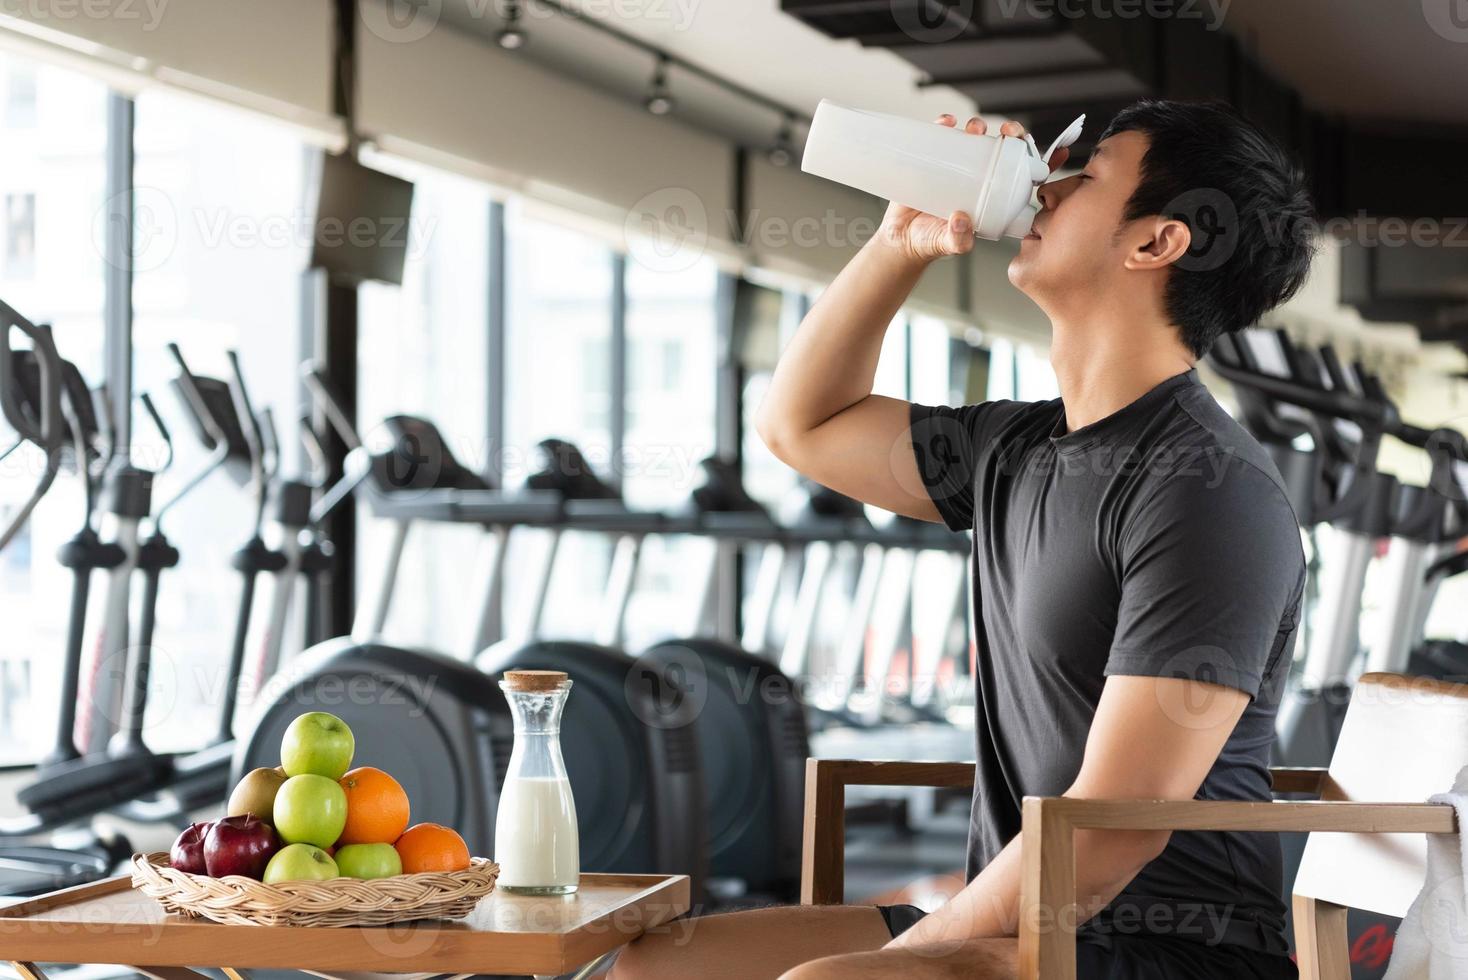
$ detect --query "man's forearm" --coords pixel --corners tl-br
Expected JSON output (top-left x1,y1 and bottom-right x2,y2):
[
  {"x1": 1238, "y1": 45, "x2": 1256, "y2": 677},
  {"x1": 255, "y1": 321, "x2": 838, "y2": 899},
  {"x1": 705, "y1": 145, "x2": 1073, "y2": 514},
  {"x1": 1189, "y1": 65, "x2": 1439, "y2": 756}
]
[
  {"x1": 755, "y1": 233, "x2": 928, "y2": 445},
  {"x1": 886, "y1": 829, "x2": 1166, "y2": 949}
]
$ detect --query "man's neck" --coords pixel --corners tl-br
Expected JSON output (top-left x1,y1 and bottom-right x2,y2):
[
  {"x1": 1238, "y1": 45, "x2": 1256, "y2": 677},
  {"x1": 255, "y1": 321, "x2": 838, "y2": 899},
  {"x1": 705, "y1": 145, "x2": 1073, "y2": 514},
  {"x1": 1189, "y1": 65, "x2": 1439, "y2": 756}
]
[{"x1": 1047, "y1": 315, "x2": 1195, "y2": 434}]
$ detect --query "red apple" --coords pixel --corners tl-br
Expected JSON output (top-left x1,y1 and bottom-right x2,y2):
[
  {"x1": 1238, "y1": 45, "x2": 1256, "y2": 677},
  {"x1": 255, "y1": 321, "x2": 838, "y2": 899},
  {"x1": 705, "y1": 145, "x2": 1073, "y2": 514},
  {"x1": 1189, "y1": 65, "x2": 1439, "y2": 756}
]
[
  {"x1": 204, "y1": 814, "x2": 281, "y2": 879},
  {"x1": 169, "y1": 821, "x2": 214, "y2": 875}
]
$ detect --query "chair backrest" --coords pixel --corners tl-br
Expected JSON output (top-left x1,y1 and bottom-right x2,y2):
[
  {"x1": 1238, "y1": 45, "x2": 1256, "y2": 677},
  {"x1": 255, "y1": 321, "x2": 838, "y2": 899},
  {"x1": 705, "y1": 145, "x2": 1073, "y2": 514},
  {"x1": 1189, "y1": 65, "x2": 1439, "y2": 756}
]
[{"x1": 1294, "y1": 672, "x2": 1468, "y2": 915}]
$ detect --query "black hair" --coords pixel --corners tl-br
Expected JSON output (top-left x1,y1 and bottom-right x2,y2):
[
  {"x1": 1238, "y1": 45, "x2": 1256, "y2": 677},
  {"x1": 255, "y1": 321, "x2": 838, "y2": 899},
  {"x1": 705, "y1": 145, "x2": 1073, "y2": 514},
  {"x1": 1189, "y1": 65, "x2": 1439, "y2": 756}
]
[{"x1": 1097, "y1": 99, "x2": 1316, "y2": 359}]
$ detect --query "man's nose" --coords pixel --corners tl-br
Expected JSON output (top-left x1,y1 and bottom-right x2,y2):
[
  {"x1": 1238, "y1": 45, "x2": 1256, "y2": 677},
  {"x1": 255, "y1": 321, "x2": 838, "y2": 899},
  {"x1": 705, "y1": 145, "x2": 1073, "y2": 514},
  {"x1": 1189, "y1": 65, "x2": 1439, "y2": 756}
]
[{"x1": 1036, "y1": 174, "x2": 1078, "y2": 211}]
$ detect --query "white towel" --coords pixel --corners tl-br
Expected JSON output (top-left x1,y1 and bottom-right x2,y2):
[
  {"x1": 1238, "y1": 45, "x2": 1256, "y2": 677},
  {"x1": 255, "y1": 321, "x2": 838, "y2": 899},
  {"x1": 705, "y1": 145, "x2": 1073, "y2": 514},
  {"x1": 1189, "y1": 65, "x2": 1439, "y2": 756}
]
[{"x1": 1383, "y1": 765, "x2": 1468, "y2": 980}]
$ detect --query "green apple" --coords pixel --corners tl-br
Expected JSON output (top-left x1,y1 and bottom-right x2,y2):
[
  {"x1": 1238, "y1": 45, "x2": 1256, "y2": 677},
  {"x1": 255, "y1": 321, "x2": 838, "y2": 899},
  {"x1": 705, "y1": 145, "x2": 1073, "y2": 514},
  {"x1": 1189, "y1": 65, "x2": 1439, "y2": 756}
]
[
  {"x1": 281, "y1": 712, "x2": 354, "y2": 779},
  {"x1": 334, "y1": 842, "x2": 402, "y2": 880},
  {"x1": 273, "y1": 774, "x2": 348, "y2": 848},
  {"x1": 263, "y1": 843, "x2": 339, "y2": 883},
  {"x1": 227, "y1": 767, "x2": 288, "y2": 824}
]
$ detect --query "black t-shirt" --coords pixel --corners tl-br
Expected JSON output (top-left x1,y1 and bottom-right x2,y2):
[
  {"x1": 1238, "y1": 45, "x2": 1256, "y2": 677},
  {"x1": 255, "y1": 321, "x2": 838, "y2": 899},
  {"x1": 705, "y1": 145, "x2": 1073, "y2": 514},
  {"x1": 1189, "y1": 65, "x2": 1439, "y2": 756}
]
[{"x1": 909, "y1": 369, "x2": 1304, "y2": 954}]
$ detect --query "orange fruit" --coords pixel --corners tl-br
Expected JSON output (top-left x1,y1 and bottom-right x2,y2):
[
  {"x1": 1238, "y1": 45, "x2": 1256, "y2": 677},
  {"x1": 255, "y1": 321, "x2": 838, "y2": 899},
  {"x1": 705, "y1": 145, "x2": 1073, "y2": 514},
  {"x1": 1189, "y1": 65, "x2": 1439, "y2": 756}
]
[
  {"x1": 395, "y1": 823, "x2": 470, "y2": 873},
  {"x1": 337, "y1": 767, "x2": 410, "y2": 845}
]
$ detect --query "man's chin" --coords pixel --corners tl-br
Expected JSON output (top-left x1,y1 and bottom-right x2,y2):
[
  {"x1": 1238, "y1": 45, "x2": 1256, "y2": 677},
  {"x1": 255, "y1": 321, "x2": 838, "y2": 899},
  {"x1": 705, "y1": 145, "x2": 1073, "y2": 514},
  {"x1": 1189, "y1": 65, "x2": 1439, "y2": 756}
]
[{"x1": 1007, "y1": 252, "x2": 1037, "y2": 293}]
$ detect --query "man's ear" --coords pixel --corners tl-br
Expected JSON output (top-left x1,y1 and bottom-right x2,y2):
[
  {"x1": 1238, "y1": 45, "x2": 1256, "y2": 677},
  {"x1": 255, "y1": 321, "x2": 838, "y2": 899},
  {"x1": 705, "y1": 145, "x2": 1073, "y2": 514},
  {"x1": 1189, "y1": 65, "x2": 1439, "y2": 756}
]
[{"x1": 1123, "y1": 217, "x2": 1191, "y2": 272}]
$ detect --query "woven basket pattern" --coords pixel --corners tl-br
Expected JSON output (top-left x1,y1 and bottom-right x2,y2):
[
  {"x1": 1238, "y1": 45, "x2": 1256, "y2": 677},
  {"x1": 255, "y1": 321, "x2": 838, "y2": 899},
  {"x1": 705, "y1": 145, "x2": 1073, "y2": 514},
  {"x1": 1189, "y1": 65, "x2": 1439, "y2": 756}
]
[{"x1": 131, "y1": 852, "x2": 499, "y2": 927}]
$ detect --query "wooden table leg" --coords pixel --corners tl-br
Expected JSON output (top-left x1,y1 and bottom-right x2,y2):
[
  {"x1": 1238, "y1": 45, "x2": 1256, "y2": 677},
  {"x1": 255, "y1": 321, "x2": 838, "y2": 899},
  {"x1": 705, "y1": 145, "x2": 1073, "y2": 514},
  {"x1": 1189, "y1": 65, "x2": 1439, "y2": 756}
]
[{"x1": 8, "y1": 964, "x2": 48, "y2": 980}]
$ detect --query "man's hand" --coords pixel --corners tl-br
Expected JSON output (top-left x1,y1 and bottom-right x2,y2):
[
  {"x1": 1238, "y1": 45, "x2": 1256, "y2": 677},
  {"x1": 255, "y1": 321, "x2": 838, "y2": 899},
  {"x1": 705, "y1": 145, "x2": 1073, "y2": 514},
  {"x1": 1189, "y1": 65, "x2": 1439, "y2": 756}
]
[{"x1": 876, "y1": 115, "x2": 1071, "y2": 263}]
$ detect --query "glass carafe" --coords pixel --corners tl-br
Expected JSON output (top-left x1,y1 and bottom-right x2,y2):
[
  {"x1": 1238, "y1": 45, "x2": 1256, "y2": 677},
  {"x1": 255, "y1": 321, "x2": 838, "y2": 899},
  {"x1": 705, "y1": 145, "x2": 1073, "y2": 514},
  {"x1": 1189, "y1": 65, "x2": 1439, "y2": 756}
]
[{"x1": 495, "y1": 670, "x2": 580, "y2": 895}]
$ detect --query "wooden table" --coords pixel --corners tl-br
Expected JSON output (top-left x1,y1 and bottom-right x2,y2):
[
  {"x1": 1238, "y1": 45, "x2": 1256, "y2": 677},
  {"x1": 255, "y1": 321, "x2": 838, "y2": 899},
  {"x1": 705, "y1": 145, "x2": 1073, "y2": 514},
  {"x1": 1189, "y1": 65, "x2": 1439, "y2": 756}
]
[{"x1": 0, "y1": 872, "x2": 689, "y2": 979}]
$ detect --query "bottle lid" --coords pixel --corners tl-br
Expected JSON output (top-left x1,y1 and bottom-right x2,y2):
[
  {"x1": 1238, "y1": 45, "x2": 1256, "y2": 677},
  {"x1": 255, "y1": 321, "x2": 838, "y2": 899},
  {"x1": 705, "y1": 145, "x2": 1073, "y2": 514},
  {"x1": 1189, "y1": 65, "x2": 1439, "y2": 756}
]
[
  {"x1": 1041, "y1": 114, "x2": 1086, "y2": 167},
  {"x1": 502, "y1": 669, "x2": 569, "y2": 692}
]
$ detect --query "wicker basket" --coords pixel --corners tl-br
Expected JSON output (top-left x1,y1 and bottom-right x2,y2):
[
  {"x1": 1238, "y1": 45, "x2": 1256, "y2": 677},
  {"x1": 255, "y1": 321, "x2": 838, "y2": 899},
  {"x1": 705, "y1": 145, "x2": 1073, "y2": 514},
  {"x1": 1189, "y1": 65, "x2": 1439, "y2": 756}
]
[{"x1": 131, "y1": 852, "x2": 499, "y2": 927}]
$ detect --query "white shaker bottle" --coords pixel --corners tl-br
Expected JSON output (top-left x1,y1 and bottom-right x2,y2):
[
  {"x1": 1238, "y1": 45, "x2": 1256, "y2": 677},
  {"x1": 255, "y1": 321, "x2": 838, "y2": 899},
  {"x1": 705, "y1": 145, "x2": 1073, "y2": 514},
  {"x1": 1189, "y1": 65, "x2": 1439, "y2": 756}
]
[
  {"x1": 495, "y1": 669, "x2": 580, "y2": 895},
  {"x1": 800, "y1": 100, "x2": 1085, "y2": 241}
]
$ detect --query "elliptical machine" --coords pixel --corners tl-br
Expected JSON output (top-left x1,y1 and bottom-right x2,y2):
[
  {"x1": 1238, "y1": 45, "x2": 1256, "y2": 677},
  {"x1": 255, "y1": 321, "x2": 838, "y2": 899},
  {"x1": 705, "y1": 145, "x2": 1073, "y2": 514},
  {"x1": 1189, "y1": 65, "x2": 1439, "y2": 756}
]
[
  {"x1": 0, "y1": 302, "x2": 136, "y2": 895},
  {"x1": 0, "y1": 308, "x2": 220, "y2": 892},
  {"x1": 1211, "y1": 331, "x2": 1468, "y2": 764}
]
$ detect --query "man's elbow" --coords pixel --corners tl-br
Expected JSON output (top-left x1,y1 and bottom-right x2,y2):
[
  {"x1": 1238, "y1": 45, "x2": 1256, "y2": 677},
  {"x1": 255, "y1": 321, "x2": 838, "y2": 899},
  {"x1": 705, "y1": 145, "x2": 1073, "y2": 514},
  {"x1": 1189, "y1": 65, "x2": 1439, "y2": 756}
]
[
  {"x1": 753, "y1": 404, "x2": 799, "y2": 464},
  {"x1": 1116, "y1": 829, "x2": 1172, "y2": 876},
  {"x1": 1077, "y1": 827, "x2": 1171, "y2": 883},
  {"x1": 1135, "y1": 829, "x2": 1171, "y2": 866}
]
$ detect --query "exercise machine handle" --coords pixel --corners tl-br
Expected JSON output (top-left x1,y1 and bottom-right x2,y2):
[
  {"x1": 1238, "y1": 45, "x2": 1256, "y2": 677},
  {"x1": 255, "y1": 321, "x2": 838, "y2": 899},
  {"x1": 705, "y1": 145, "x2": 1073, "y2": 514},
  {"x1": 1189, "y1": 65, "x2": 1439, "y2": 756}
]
[
  {"x1": 157, "y1": 347, "x2": 234, "y2": 521},
  {"x1": 1209, "y1": 349, "x2": 1396, "y2": 431},
  {"x1": 166, "y1": 342, "x2": 231, "y2": 454},
  {"x1": 226, "y1": 350, "x2": 270, "y2": 533},
  {"x1": 92, "y1": 381, "x2": 117, "y2": 471},
  {"x1": 138, "y1": 392, "x2": 174, "y2": 475},
  {"x1": 1317, "y1": 345, "x2": 1354, "y2": 395},
  {"x1": 0, "y1": 299, "x2": 64, "y2": 552},
  {"x1": 1272, "y1": 327, "x2": 1307, "y2": 382},
  {"x1": 300, "y1": 413, "x2": 329, "y2": 486},
  {"x1": 300, "y1": 362, "x2": 362, "y2": 452},
  {"x1": 0, "y1": 299, "x2": 62, "y2": 453},
  {"x1": 259, "y1": 406, "x2": 281, "y2": 484}
]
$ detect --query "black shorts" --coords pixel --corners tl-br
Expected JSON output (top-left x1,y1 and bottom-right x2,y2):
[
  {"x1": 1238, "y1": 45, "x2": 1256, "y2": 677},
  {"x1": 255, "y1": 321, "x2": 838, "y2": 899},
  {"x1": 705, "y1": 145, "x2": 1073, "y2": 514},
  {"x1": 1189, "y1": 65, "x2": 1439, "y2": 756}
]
[{"x1": 877, "y1": 905, "x2": 1298, "y2": 979}]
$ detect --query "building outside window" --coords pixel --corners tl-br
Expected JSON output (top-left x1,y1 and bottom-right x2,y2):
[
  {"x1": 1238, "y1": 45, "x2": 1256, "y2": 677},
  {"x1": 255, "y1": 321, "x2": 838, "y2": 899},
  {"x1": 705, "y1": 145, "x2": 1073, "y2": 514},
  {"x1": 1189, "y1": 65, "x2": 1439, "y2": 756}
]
[
  {"x1": 620, "y1": 254, "x2": 718, "y2": 648},
  {"x1": 3, "y1": 192, "x2": 35, "y2": 279},
  {"x1": 501, "y1": 204, "x2": 616, "y2": 641}
]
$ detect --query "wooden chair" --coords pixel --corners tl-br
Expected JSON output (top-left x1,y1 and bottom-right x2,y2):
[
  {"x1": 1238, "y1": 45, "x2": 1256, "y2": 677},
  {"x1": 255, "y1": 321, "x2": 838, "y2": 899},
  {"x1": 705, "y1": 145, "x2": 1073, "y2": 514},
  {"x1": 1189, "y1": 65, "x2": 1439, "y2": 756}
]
[{"x1": 801, "y1": 673, "x2": 1466, "y2": 980}]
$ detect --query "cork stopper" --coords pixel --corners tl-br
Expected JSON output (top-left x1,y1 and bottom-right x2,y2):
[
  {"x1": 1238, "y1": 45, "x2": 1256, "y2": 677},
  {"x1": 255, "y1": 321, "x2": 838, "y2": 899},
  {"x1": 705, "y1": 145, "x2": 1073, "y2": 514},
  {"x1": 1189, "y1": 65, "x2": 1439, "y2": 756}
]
[{"x1": 502, "y1": 669, "x2": 569, "y2": 692}]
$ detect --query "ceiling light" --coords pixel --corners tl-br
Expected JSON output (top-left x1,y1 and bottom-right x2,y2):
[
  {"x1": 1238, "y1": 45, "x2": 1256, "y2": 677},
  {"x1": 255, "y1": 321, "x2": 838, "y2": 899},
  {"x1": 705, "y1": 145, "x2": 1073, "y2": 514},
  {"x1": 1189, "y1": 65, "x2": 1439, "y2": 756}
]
[
  {"x1": 644, "y1": 55, "x2": 674, "y2": 116},
  {"x1": 767, "y1": 113, "x2": 796, "y2": 167},
  {"x1": 497, "y1": 0, "x2": 527, "y2": 50}
]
